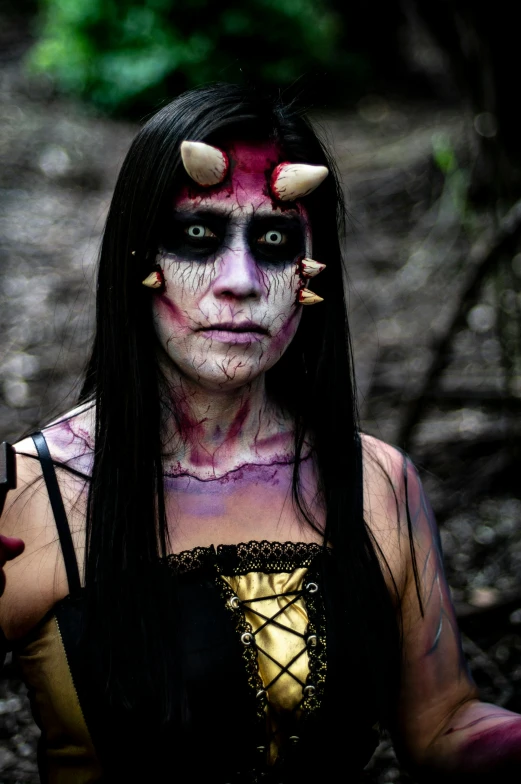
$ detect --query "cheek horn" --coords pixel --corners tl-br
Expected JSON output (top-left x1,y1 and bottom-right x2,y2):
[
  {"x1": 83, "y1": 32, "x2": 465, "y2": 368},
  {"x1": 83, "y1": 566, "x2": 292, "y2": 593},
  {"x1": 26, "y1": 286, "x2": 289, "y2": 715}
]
[
  {"x1": 298, "y1": 258, "x2": 326, "y2": 304},
  {"x1": 180, "y1": 140, "x2": 229, "y2": 187},
  {"x1": 271, "y1": 162, "x2": 329, "y2": 201},
  {"x1": 299, "y1": 287, "x2": 324, "y2": 305},
  {"x1": 300, "y1": 258, "x2": 326, "y2": 278},
  {"x1": 142, "y1": 269, "x2": 165, "y2": 290}
]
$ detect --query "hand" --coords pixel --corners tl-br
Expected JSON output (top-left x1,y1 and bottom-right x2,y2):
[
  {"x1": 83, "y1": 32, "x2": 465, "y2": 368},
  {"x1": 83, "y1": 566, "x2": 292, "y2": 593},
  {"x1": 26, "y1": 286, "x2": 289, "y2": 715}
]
[{"x1": 0, "y1": 534, "x2": 25, "y2": 597}]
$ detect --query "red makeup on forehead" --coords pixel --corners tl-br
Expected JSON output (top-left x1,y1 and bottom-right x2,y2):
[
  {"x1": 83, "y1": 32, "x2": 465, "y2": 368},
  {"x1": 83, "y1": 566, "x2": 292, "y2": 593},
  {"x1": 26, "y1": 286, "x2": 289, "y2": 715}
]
[
  {"x1": 176, "y1": 140, "x2": 281, "y2": 207},
  {"x1": 226, "y1": 139, "x2": 280, "y2": 194}
]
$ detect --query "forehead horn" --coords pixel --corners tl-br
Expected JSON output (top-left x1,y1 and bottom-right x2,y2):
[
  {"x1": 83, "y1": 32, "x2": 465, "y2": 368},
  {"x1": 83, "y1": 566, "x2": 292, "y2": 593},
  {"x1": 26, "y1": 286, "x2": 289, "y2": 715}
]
[
  {"x1": 180, "y1": 140, "x2": 229, "y2": 187},
  {"x1": 270, "y1": 162, "x2": 329, "y2": 201}
]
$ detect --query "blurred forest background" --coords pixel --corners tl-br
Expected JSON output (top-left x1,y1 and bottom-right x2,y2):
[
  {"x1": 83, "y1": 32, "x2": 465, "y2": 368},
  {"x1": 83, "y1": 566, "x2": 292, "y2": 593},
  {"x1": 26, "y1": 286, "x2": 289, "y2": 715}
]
[{"x1": 1, "y1": 0, "x2": 521, "y2": 781}]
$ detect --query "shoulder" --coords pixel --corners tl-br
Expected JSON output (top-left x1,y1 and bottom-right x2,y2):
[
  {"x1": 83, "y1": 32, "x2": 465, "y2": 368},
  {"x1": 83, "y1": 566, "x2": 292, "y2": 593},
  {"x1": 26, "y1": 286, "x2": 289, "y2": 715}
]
[
  {"x1": 360, "y1": 434, "x2": 420, "y2": 596},
  {"x1": 361, "y1": 432, "x2": 406, "y2": 489},
  {"x1": 42, "y1": 400, "x2": 96, "y2": 474},
  {"x1": 361, "y1": 433, "x2": 409, "y2": 524},
  {"x1": 0, "y1": 402, "x2": 94, "y2": 640},
  {"x1": 4, "y1": 399, "x2": 95, "y2": 537},
  {"x1": 12, "y1": 399, "x2": 95, "y2": 471}
]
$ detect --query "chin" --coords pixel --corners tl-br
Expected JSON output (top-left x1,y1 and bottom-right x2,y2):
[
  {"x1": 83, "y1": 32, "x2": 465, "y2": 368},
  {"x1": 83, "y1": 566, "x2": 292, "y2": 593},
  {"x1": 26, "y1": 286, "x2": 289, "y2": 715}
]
[
  {"x1": 164, "y1": 343, "x2": 287, "y2": 391},
  {"x1": 186, "y1": 367, "x2": 263, "y2": 391},
  {"x1": 182, "y1": 350, "x2": 277, "y2": 389}
]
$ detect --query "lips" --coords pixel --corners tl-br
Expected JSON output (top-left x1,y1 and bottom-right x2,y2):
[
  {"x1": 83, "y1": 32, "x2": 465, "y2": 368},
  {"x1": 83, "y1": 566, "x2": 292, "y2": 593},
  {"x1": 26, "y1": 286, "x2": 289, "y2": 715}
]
[
  {"x1": 198, "y1": 321, "x2": 269, "y2": 344},
  {"x1": 201, "y1": 321, "x2": 269, "y2": 335}
]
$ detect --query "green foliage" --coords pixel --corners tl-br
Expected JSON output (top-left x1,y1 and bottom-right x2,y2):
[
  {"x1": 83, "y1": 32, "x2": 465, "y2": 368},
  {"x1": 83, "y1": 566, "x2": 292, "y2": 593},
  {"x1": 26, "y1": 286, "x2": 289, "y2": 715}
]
[
  {"x1": 27, "y1": 0, "x2": 361, "y2": 115},
  {"x1": 432, "y1": 132, "x2": 470, "y2": 227},
  {"x1": 432, "y1": 133, "x2": 457, "y2": 176}
]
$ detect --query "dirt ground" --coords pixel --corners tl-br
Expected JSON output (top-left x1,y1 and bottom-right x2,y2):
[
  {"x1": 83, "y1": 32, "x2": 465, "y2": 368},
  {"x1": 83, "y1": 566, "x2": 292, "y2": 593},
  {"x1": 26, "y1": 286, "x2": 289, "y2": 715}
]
[{"x1": 1, "y1": 11, "x2": 521, "y2": 783}]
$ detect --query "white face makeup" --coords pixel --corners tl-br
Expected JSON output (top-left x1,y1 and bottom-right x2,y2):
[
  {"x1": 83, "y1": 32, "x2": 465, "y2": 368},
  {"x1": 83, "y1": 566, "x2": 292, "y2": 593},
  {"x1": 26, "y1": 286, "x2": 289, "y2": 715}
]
[{"x1": 151, "y1": 141, "x2": 311, "y2": 391}]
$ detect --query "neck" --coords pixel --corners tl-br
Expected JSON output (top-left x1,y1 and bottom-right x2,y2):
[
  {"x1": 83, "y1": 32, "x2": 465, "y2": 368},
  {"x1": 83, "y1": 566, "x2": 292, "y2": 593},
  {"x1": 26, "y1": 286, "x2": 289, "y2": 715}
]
[{"x1": 161, "y1": 367, "x2": 294, "y2": 477}]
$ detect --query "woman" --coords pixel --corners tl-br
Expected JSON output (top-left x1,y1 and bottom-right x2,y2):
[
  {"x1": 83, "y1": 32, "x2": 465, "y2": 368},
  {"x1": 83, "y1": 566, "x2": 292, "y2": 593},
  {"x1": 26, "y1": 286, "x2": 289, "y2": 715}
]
[{"x1": 0, "y1": 83, "x2": 520, "y2": 783}]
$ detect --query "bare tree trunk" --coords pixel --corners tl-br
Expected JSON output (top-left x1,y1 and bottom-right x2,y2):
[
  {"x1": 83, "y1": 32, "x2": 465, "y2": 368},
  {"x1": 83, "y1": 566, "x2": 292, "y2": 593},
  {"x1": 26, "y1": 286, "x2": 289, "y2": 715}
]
[{"x1": 408, "y1": 0, "x2": 521, "y2": 204}]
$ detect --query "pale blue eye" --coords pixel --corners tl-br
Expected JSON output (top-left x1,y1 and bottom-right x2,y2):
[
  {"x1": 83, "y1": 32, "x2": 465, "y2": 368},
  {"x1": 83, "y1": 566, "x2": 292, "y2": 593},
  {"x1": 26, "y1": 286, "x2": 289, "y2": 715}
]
[
  {"x1": 262, "y1": 230, "x2": 284, "y2": 245},
  {"x1": 186, "y1": 224, "x2": 207, "y2": 238}
]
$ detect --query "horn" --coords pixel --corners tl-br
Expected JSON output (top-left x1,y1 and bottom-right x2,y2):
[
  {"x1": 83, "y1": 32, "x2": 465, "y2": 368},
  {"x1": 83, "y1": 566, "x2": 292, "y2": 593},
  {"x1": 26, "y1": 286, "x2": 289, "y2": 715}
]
[
  {"x1": 271, "y1": 163, "x2": 329, "y2": 201},
  {"x1": 142, "y1": 270, "x2": 164, "y2": 290},
  {"x1": 298, "y1": 287, "x2": 324, "y2": 305},
  {"x1": 180, "y1": 141, "x2": 229, "y2": 187},
  {"x1": 300, "y1": 258, "x2": 326, "y2": 278}
]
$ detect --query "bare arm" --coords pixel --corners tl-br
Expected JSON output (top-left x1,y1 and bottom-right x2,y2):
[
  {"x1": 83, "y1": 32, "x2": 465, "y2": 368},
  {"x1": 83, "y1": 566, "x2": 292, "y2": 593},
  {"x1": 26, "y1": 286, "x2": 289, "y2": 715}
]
[{"x1": 394, "y1": 455, "x2": 521, "y2": 781}]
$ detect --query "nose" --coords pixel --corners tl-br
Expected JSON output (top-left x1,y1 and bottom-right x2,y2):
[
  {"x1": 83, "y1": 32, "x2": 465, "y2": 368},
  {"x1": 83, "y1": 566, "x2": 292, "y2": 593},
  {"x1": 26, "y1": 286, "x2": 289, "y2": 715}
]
[{"x1": 212, "y1": 244, "x2": 262, "y2": 300}]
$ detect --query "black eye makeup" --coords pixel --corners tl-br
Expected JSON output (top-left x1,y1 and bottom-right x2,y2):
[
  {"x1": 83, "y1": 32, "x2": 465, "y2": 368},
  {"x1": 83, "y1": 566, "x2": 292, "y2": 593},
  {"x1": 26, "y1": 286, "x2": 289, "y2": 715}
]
[
  {"x1": 249, "y1": 216, "x2": 305, "y2": 265},
  {"x1": 160, "y1": 211, "x2": 224, "y2": 259},
  {"x1": 160, "y1": 210, "x2": 306, "y2": 265}
]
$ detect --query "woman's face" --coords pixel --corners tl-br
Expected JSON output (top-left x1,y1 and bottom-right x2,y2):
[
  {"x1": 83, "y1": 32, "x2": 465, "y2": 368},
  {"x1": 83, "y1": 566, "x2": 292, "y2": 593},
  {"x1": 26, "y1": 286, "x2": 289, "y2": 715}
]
[{"x1": 151, "y1": 140, "x2": 311, "y2": 390}]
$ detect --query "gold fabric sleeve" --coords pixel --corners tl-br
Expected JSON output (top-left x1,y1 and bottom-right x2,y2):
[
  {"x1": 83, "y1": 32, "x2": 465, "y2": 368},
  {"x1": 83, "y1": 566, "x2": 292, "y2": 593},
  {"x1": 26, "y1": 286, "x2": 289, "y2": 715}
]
[{"x1": 14, "y1": 616, "x2": 102, "y2": 784}]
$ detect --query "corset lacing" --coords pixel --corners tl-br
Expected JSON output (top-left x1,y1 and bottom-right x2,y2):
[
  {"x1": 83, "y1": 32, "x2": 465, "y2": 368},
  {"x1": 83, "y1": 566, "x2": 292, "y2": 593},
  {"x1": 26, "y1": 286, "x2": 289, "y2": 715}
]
[
  {"x1": 231, "y1": 580, "x2": 317, "y2": 707},
  {"x1": 168, "y1": 540, "x2": 329, "y2": 782}
]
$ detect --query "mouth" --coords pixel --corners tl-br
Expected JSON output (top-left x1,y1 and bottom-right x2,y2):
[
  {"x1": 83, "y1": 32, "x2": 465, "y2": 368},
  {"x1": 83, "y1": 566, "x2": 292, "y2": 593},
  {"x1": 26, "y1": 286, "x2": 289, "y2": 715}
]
[
  {"x1": 199, "y1": 321, "x2": 269, "y2": 344},
  {"x1": 203, "y1": 321, "x2": 268, "y2": 334}
]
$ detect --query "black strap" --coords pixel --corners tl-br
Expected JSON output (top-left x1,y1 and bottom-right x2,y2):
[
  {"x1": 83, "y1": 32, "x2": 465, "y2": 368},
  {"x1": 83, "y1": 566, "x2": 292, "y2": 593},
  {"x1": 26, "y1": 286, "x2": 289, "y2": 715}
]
[
  {"x1": 32, "y1": 432, "x2": 81, "y2": 597},
  {"x1": 1, "y1": 443, "x2": 17, "y2": 659},
  {"x1": 0, "y1": 441, "x2": 16, "y2": 517}
]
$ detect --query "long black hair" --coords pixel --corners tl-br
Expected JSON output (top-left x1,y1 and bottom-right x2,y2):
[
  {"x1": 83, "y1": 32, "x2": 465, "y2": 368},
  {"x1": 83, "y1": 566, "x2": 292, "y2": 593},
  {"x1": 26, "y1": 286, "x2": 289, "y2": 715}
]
[{"x1": 80, "y1": 83, "x2": 401, "y2": 732}]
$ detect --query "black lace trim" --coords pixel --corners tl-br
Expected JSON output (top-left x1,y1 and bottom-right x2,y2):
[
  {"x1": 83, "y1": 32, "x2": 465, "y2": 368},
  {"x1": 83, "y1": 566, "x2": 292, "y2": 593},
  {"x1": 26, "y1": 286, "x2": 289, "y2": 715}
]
[
  {"x1": 216, "y1": 540, "x2": 323, "y2": 575},
  {"x1": 166, "y1": 539, "x2": 324, "y2": 576},
  {"x1": 165, "y1": 545, "x2": 215, "y2": 575},
  {"x1": 300, "y1": 564, "x2": 327, "y2": 719}
]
